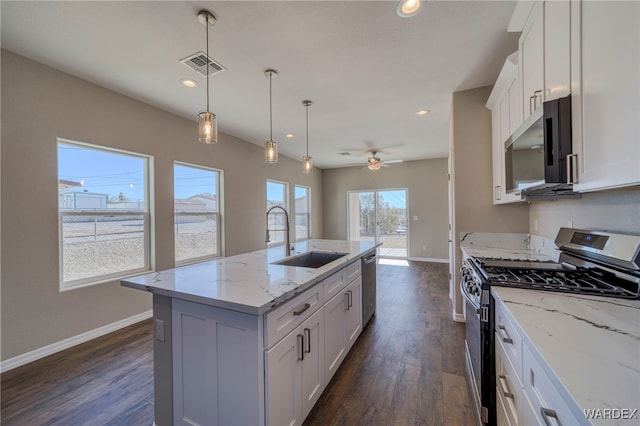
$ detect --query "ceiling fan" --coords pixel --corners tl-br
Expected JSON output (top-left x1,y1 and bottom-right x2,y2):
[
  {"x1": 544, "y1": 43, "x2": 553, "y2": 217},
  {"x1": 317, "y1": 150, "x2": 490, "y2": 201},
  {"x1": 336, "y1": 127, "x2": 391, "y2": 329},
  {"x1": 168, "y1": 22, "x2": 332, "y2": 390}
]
[{"x1": 351, "y1": 150, "x2": 403, "y2": 171}]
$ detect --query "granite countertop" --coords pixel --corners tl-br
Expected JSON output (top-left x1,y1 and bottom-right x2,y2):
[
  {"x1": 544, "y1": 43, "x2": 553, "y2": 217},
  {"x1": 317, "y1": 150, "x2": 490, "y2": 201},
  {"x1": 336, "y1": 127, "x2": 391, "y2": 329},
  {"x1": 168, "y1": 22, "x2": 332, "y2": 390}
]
[
  {"x1": 493, "y1": 287, "x2": 640, "y2": 425},
  {"x1": 121, "y1": 239, "x2": 378, "y2": 315},
  {"x1": 460, "y1": 232, "x2": 640, "y2": 425}
]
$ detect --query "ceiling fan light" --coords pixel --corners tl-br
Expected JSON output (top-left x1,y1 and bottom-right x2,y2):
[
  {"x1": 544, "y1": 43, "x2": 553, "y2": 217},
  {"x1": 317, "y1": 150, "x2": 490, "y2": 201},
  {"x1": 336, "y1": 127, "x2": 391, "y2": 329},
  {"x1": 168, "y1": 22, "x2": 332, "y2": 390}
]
[
  {"x1": 265, "y1": 140, "x2": 278, "y2": 163},
  {"x1": 198, "y1": 111, "x2": 218, "y2": 144},
  {"x1": 368, "y1": 161, "x2": 381, "y2": 171},
  {"x1": 397, "y1": 0, "x2": 422, "y2": 18}
]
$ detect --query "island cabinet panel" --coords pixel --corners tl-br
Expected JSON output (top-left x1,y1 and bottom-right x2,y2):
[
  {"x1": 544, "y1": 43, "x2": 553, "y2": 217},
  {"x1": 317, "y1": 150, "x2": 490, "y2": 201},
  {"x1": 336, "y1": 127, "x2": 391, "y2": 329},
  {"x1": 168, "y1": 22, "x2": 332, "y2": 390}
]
[
  {"x1": 172, "y1": 299, "x2": 263, "y2": 426},
  {"x1": 344, "y1": 276, "x2": 363, "y2": 352},
  {"x1": 265, "y1": 307, "x2": 325, "y2": 426},
  {"x1": 324, "y1": 275, "x2": 363, "y2": 382},
  {"x1": 323, "y1": 288, "x2": 348, "y2": 382}
]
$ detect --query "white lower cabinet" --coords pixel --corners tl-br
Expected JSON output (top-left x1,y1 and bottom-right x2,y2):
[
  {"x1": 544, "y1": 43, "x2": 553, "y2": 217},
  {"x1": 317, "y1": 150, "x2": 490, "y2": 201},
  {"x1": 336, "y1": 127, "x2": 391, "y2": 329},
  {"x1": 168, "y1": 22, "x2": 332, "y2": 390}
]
[
  {"x1": 324, "y1": 276, "x2": 363, "y2": 383},
  {"x1": 170, "y1": 259, "x2": 365, "y2": 426},
  {"x1": 494, "y1": 295, "x2": 584, "y2": 426},
  {"x1": 265, "y1": 307, "x2": 324, "y2": 426}
]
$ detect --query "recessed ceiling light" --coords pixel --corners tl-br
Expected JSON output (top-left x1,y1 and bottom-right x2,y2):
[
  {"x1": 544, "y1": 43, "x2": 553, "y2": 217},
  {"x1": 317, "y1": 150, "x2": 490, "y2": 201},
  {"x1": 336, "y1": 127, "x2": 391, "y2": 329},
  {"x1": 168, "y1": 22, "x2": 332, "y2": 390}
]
[
  {"x1": 397, "y1": 0, "x2": 422, "y2": 18},
  {"x1": 181, "y1": 78, "x2": 198, "y2": 88},
  {"x1": 416, "y1": 109, "x2": 430, "y2": 116},
  {"x1": 285, "y1": 133, "x2": 295, "y2": 139}
]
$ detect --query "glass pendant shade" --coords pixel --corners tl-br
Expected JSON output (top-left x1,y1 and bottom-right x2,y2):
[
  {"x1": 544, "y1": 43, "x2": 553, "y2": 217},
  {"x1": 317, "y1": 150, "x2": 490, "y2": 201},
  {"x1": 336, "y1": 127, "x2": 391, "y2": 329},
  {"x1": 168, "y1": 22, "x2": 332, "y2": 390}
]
[
  {"x1": 265, "y1": 140, "x2": 278, "y2": 163},
  {"x1": 303, "y1": 155, "x2": 313, "y2": 174},
  {"x1": 198, "y1": 111, "x2": 218, "y2": 144}
]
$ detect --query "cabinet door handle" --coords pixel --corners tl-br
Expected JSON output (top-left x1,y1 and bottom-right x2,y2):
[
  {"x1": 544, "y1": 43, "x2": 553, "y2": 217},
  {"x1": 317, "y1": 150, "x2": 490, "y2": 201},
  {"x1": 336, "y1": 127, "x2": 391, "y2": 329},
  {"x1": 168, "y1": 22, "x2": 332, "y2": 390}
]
[
  {"x1": 534, "y1": 89, "x2": 543, "y2": 110},
  {"x1": 540, "y1": 407, "x2": 559, "y2": 426},
  {"x1": 498, "y1": 374, "x2": 514, "y2": 399},
  {"x1": 344, "y1": 292, "x2": 350, "y2": 311},
  {"x1": 303, "y1": 328, "x2": 311, "y2": 354},
  {"x1": 566, "y1": 153, "x2": 579, "y2": 184},
  {"x1": 530, "y1": 95, "x2": 535, "y2": 115},
  {"x1": 497, "y1": 325, "x2": 513, "y2": 344},
  {"x1": 297, "y1": 334, "x2": 304, "y2": 361},
  {"x1": 347, "y1": 290, "x2": 353, "y2": 308},
  {"x1": 293, "y1": 303, "x2": 311, "y2": 316}
]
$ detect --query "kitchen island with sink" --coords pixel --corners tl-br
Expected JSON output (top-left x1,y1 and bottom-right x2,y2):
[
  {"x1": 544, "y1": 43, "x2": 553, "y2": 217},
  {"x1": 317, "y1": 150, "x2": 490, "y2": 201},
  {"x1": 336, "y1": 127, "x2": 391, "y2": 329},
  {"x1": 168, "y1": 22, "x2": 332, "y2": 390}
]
[{"x1": 121, "y1": 239, "x2": 378, "y2": 426}]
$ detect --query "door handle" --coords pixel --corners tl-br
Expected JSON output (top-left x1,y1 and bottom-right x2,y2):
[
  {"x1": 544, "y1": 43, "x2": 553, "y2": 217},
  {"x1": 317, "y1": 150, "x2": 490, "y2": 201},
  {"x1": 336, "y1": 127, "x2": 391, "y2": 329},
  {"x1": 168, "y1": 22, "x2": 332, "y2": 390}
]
[
  {"x1": 497, "y1": 325, "x2": 513, "y2": 344},
  {"x1": 297, "y1": 334, "x2": 304, "y2": 361},
  {"x1": 303, "y1": 328, "x2": 311, "y2": 354},
  {"x1": 293, "y1": 303, "x2": 310, "y2": 316}
]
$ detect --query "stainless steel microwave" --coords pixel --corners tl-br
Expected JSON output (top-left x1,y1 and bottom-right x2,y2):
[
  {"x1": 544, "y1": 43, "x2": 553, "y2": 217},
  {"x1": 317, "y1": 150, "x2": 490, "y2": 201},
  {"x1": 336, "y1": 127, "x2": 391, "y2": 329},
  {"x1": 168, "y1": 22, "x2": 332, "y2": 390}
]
[{"x1": 505, "y1": 95, "x2": 572, "y2": 194}]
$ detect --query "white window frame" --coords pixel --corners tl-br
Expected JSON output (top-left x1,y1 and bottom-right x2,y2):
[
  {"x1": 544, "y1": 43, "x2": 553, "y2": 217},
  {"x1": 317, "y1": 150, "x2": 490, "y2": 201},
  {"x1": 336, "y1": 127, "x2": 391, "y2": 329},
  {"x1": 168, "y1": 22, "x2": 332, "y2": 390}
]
[
  {"x1": 266, "y1": 179, "x2": 289, "y2": 247},
  {"x1": 294, "y1": 185, "x2": 311, "y2": 242},
  {"x1": 174, "y1": 162, "x2": 223, "y2": 266},
  {"x1": 58, "y1": 139, "x2": 153, "y2": 291}
]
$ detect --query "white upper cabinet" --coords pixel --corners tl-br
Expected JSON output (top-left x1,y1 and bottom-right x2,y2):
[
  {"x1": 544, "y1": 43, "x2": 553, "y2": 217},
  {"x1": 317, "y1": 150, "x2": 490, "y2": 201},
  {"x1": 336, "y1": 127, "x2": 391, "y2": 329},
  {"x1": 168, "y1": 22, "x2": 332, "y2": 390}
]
[
  {"x1": 571, "y1": 1, "x2": 640, "y2": 191},
  {"x1": 487, "y1": 53, "x2": 524, "y2": 205},
  {"x1": 544, "y1": 0, "x2": 570, "y2": 100},
  {"x1": 519, "y1": 1, "x2": 544, "y2": 120}
]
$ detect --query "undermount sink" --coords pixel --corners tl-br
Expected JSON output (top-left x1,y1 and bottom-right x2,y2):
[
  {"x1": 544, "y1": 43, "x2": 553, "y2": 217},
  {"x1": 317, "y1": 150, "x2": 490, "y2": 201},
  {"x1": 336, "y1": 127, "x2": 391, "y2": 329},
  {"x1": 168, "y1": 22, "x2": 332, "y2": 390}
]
[{"x1": 272, "y1": 251, "x2": 349, "y2": 268}]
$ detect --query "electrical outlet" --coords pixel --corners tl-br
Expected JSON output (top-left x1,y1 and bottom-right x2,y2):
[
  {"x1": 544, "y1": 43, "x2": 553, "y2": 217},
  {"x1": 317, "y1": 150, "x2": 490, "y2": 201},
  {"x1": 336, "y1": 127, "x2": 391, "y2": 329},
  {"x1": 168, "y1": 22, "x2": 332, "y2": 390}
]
[
  {"x1": 413, "y1": 216, "x2": 418, "y2": 221},
  {"x1": 155, "y1": 318, "x2": 165, "y2": 342},
  {"x1": 568, "y1": 220, "x2": 574, "y2": 228}
]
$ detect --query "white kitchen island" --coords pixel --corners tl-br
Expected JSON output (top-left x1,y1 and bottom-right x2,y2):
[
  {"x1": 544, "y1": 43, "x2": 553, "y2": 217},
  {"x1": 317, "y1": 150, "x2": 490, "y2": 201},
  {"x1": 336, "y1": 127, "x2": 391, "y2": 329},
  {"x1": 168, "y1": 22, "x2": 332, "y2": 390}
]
[{"x1": 121, "y1": 239, "x2": 378, "y2": 426}]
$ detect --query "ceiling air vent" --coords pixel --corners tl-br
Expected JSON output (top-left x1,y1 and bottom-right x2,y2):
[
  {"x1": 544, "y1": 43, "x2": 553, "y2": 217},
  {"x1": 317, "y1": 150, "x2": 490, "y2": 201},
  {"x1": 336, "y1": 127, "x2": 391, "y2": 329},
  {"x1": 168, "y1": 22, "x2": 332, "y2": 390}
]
[{"x1": 180, "y1": 51, "x2": 226, "y2": 77}]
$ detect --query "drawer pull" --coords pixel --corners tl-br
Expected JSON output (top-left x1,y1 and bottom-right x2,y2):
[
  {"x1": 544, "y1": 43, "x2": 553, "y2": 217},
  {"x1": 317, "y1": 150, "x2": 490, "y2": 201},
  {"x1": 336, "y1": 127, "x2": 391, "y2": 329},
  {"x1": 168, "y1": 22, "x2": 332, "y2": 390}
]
[
  {"x1": 540, "y1": 407, "x2": 559, "y2": 426},
  {"x1": 497, "y1": 325, "x2": 513, "y2": 344},
  {"x1": 293, "y1": 303, "x2": 311, "y2": 316},
  {"x1": 303, "y1": 328, "x2": 311, "y2": 354},
  {"x1": 347, "y1": 290, "x2": 353, "y2": 308},
  {"x1": 498, "y1": 374, "x2": 514, "y2": 399},
  {"x1": 297, "y1": 334, "x2": 304, "y2": 361}
]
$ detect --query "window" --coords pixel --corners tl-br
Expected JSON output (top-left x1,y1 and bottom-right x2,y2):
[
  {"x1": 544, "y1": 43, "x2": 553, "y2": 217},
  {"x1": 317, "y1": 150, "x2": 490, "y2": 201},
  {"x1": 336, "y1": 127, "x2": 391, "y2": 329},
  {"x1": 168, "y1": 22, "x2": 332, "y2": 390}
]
[
  {"x1": 174, "y1": 163, "x2": 222, "y2": 264},
  {"x1": 294, "y1": 185, "x2": 311, "y2": 241},
  {"x1": 266, "y1": 180, "x2": 289, "y2": 246},
  {"x1": 58, "y1": 140, "x2": 151, "y2": 289}
]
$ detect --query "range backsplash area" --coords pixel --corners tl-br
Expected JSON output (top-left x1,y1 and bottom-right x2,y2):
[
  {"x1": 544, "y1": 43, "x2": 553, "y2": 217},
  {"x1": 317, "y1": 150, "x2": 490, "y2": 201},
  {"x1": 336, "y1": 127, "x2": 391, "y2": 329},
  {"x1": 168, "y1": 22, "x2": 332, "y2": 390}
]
[{"x1": 529, "y1": 188, "x2": 640, "y2": 238}]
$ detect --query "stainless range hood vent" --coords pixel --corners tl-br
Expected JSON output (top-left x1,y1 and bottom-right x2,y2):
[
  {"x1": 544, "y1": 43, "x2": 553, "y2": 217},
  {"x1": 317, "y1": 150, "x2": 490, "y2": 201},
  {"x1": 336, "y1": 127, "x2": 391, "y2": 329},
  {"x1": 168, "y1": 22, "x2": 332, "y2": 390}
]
[{"x1": 180, "y1": 51, "x2": 226, "y2": 77}]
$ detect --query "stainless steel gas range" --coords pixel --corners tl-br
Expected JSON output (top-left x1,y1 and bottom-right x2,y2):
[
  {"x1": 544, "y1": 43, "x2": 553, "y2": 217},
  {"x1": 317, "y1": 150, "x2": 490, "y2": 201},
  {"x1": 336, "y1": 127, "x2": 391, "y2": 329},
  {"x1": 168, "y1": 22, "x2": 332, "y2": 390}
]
[{"x1": 461, "y1": 228, "x2": 640, "y2": 426}]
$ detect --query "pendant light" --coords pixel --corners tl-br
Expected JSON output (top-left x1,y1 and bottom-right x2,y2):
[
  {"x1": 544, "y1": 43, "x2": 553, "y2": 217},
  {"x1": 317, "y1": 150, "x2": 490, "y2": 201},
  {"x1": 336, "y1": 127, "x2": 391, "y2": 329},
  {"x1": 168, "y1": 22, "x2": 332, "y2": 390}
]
[
  {"x1": 197, "y1": 10, "x2": 218, "y2": 144},
  {"x1": 302, "y1": 100, "x2": 313, "y2": 174},
  {"x1": 264, "y1": 69, "x2": 278, "y2": 163}
]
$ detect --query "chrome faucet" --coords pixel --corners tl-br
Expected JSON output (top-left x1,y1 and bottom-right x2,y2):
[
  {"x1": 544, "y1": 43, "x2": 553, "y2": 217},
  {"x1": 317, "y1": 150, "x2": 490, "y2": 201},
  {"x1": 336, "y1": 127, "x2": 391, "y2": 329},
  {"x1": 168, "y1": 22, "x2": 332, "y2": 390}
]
[{"x1": 265, "y1": 205, "x2": 293, "y2": 257}]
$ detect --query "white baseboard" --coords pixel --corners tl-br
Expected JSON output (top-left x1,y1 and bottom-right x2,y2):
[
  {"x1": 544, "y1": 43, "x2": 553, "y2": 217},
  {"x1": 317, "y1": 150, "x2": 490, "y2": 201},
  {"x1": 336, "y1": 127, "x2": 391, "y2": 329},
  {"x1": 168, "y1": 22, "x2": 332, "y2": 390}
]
[
  {"x1": 0, "y1": 310, "x2": 153, "y2": 374},
  {"x1": 408, "y1": 257, "x2": 449, "y2": 263}
]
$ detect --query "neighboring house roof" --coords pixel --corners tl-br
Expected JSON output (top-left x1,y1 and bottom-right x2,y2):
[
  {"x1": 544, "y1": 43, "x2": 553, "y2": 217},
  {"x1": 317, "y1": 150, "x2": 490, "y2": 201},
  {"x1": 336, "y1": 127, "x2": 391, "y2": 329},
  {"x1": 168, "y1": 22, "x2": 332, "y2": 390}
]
[{"x1": 58, "y1": 179, "x2": 82, "y2": 189}]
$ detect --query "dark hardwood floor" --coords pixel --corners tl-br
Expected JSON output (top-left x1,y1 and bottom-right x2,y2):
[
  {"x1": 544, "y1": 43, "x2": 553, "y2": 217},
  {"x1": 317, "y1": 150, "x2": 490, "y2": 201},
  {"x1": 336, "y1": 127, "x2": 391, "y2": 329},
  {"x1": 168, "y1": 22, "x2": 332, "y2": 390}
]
[{"x1": 1, "y1": 261, "x2": 474, "y2": 425}]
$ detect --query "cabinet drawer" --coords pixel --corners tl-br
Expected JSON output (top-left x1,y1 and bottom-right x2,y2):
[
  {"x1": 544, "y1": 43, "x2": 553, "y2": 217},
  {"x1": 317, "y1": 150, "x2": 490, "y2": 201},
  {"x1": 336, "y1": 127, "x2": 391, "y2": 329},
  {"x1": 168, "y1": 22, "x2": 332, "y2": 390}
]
[
  {"x1": 495, "y1": 298, "x2": 523, "y2": 383},
  {"x1": 523, "y1": 345, "x2": 583, "y2": 426},
  {"x1": 323, "y1": 261, "x2": 360, "y2": 300},
  {"x1": 265, "y1": 285, "x2": 324, "y2": 349},
  {"x1": 496, "y1": 336, "x2": 526, "y2": 425}
]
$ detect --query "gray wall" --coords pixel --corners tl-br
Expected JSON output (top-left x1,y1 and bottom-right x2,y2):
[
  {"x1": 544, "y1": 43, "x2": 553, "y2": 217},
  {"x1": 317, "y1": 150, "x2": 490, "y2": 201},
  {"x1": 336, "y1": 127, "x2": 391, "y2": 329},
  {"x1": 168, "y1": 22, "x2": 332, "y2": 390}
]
[
  {"x1": 530, "y1": 188, "x2": 640, "y2": 238},
  {"x1": 322, "y1": 158, "x2": 449, "y2": 261},
  {"x1": 1, "y1": 50, "x2": 323, "y2": 361},
  {"x1": 450, "y1": 86, "x2": 529, "y2": 317}
]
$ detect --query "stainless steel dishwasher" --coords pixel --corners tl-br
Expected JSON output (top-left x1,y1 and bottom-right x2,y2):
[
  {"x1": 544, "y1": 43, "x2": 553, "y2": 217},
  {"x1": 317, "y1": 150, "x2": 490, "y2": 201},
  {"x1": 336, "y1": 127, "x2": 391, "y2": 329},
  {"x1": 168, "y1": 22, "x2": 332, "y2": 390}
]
[{"x1": 361, "y1": 251, "x2": 377, "y2": 327}]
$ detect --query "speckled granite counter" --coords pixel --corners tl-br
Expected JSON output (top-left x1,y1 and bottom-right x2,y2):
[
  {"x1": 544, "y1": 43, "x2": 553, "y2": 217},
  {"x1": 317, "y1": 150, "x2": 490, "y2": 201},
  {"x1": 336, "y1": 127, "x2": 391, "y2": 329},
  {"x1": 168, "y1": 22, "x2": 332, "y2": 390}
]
[
  {"x1": 121, "y1": 239, "x2": 378, "y2": 315},
  {"x1": 461, "y1": 232, "x2": 640, "y2": 425}
]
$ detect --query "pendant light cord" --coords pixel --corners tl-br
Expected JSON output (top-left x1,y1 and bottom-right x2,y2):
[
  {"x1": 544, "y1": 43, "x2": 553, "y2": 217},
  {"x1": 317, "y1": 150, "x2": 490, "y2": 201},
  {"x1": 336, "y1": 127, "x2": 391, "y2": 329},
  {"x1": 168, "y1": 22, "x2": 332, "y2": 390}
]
[
  {"x1": 269, "y1": 72, "x2": 273, "y2": 141},
  {"x1": 305, "y1": 104, "x2": 309, "y2": 156},
  {"x1": 206, "y1": 14, "x2": 210, "y2": 111}
]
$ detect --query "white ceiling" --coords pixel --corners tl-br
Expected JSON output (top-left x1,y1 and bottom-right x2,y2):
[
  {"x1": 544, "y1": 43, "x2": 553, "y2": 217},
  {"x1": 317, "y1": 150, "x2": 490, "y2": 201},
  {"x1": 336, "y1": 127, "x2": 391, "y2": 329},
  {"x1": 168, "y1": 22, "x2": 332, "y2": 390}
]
[{"x1": 1, "y1": 1, "x2": 518, "y2": 168}]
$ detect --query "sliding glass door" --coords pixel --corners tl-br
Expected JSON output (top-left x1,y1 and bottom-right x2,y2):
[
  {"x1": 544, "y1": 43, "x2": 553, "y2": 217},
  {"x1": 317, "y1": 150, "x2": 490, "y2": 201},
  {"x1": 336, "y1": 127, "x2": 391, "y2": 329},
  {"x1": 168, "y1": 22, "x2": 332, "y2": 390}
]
[{"x1": 348, "y1": 189, "x2": 408, "y2": 258}]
